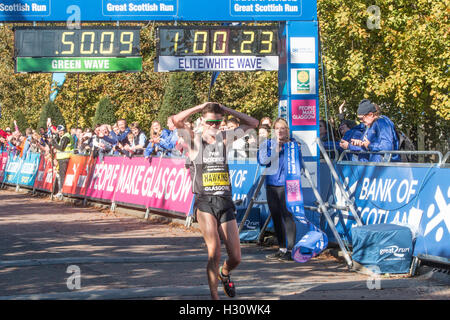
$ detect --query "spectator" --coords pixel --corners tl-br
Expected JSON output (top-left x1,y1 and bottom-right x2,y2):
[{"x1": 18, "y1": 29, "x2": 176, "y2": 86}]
[
  {"x1": 21, "y1": 128, "x2": 33, "y2": 157},
  {"x1": 115, "y1": 131, "x2": 135, "y2": 158},
  {"x1": 4, "y1": 127, "x2": 12, "y2": 137},
  {"x1": 351, "y1": 99, "x2": 400, "y2": 162},
  {"x1": 338, "y1": 120, "x2": 366, "y2": 161},
  {"x1": 260, "y1": 116, "x2": 272, "y2": 128},
  {"x1": 175, "y1": 119, "x2": 192, "y2": 157},
  {"x1": 79, "y1": 128, "x2": 93, "y2": 154},
  {"x1": 145, "y1": 120, "x2": 163, "y2": 158},
  {"x1": 113, "y1": 119, "x2": 131, "y2": 144},
  {"x1": 30, "y1": 132, "x2": 45, "y2": 153},
  {"x1": 226, "y1": 117, "x2": 247, "y2": 159},
  {"x1": 126, "y1": 122, "x2": 147, "y2": 155},
  {"x1": 0, "y1": 130, "x2": 7, "y2": 152},
  {"x1": 158, "y1": 116, "x2": 179, "y2": 157},
  {"x1": 100, "y1": 124, "x2": 119, "y2": 153},
  {"x1": 91, "y1": 125, "x2": 113, "y2": 161},
  {"x1": 99, "y1": 125, "x2": 115, "y2": 156},
  {"x1": 112, "y1": 123, "x2": 120, "y2": 136},
  {"x1": 247, "y1": 124, "x2": 267, "y2": 159},
  {"x1": 258, "y1": 124, "x2": 271, "y2": 145},
  {"x1": 258, "y1": 118, "x2": 299, "y2": 261},
  {"x1": 7, "y1": 136, "x2": 19, "y2": 155},
  {"x1": 38, "y1": 127, "x2": 49, "y2": 147},
  {"x1": 319, "y1": 119, "x2": 339, "y2": 158},
  {"x1": 219, "y1": 119, "x2": 228, "y2": 131},
  {"x1": 226, "y1": 118, "x2": 240, "y2": 130}
]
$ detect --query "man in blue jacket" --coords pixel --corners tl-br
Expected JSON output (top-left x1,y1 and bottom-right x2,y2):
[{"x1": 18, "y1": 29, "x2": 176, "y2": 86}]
[
  {"x1": 338, "y1": 120, "x2": 366, "y2": 161},
  {"x1": 351, "y1": 99, "x2": 400, "y2": 162}
]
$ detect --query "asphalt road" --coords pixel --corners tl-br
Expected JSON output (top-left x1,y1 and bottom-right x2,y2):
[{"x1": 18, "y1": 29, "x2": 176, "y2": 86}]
[{"x1": 0, "y1": 188, "x2": 449, "y2": 301}]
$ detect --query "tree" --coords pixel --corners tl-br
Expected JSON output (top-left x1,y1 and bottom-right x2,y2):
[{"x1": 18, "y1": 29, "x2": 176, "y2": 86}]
[
  {"x1": 158, "y1": 72, "x2": 200, "y2": 127},
  {"x1": 37, "y1": 101, "x2": 66, "y2": 130},
  {"x1": 93, "y1": 97, "x2": 117, "y2": 126},
  {"x1": 317, "y1": 0, "x2": 449, "y2": 153},
  {"x1": 12, "y1": 109, "x2": 28, "y2": 132},
  {"x1": 0, "y1": 26, "x2": 51, "y2": 130}
]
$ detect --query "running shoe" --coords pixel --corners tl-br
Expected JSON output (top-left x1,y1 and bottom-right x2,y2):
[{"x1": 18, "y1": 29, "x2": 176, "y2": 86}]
[
  {"x1": 218, "y1": 266, "x2": 236, "y2": 298},
  {"x1": 278, "y1": 250, "x2": 293, "y2": 262},
  {"x1": 265, "y1": 250, "x2": 283, "y2": 261}
]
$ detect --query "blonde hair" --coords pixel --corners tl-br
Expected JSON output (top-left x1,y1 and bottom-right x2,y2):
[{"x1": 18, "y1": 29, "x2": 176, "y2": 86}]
[
  {"x1": 273, "y1": 117, "x2": 290, "y2": 139},
  {"x1": 151, "y1": 120, "x2": 162, "y2": 139}
]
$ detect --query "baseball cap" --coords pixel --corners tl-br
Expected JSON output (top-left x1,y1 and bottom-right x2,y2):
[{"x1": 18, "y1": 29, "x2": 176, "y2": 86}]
[
  {"x1": 357, "y1": 99, "x2": 377, "y2": 115},
  {"x1": 57, "y1": 125, "x2": 65, "y2": 131}
]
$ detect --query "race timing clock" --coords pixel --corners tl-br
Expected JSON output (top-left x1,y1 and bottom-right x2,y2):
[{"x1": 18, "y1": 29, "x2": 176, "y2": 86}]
[
  {"x1": 158, "y1": 25, "x2": 278, "y2": 56},
  {"x1": 14, "y1": 26, "x2": 142, "y2": 73},
  {"x1": 156, "y1": 25, "x2": 279, "y2": 72}
]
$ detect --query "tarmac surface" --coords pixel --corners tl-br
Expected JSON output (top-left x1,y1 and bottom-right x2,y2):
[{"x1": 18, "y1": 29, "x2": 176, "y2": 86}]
[{"x1": 0, "y1": 188, "x2": 449, "y2": 301}]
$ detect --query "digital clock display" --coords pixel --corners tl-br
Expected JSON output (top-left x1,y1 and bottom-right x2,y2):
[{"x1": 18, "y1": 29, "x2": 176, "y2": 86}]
[
  {"x1": 14, "y1": 27, "x2": 141, "y2": 57},
  {"x1": 158, "y1": 26, "x2": 278, "y2": 56}
]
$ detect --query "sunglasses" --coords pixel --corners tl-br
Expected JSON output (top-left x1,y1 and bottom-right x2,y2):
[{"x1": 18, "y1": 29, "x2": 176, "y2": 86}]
[{"x1": 205, "y1": 119, "x2": 223, "y2": 127}]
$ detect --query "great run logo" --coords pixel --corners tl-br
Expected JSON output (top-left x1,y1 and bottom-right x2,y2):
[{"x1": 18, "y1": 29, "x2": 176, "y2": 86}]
[{"x1": 379, "y1": 245, "x2": 410, "y2": 258}]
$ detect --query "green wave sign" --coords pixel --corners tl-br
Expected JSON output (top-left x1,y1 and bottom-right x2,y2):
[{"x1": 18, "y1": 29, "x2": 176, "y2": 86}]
[{"x1": 16, "y1": 57, "x2": 142, "y2": 73}]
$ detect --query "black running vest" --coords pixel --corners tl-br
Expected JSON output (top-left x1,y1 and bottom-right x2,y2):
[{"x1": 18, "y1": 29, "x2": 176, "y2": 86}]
[{"x1": 189, "y1": 137, "x2": 232, "y2": 196}]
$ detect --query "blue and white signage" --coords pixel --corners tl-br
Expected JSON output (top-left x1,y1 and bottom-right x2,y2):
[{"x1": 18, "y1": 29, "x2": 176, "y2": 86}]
[
  {"x1": 157, "y1": 56, "x2": 278, "y2": 72},
  {"x1": 0, "y1": 0, "x2": 317, "y2": 21},
  {"x1": 231, "y1": 0, "x2": 302, "y2": 17},
  {"x1": 329, "y1": 163, "x2": 450, "y2": 259},
  {"x1": 103, "y1": 0, "x2": 177, "y2": 17},
  {"x1": 0, "y1": 0, "x2": 50, "y2": 17}
]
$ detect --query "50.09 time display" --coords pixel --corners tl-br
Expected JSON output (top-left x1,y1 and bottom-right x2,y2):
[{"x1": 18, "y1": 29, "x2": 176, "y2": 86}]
[
  {"x1": 158, "y1": 26, "x2": 278, "y2": 56},
  {"x1": 14, "y1": 27, "x2": 141, "y2": 58}
]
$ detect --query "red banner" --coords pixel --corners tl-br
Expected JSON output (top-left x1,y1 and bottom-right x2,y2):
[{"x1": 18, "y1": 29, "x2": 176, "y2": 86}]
[
  {"x1": 62, "y1": 154, "x2": 94, "y2": 196},
  {"x1": 33, "y1": 154, "x2": 56, "y2": 192},
  {"x1": 0, "y1": 151, "x2": 8, "y2": 181}
]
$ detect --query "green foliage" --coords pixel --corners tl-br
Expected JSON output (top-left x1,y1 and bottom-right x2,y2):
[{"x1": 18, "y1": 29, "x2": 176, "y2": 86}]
[
  {"x1": 93, "y1": 97, "x2": 117, "y2": 127},
  {"x1": 0, "y1": 26, "x2": 51, "y2": 131},
  {"x1": 38, "y1": 101, "x2": 66, "y2": 130},
  {"x1": 12, "y1": 109, "x2": 28, "y2": 132},
  {"x1": 159, "y1": 72, "x2": 200, "y2": 127},
  {"x1": 318, "y1": 0, "x2": 449, "y2": 152},
  {"x1": 209, "y1": 71, "x2": 279, "y2": 122}
]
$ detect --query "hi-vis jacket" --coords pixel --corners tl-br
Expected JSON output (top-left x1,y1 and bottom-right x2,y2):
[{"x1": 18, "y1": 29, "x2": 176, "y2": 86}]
[{"x1": 52, "y1": 132, "x2": 75, "y2": 160}]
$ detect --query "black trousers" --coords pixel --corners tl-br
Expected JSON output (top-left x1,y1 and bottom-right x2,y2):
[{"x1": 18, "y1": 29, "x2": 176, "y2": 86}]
[
  {"x1": 56, "y1": 158, "x2": 69, "y2": 193},
  {"x1": 266, "y1": 185, "x2": 297, "y2": 251}
]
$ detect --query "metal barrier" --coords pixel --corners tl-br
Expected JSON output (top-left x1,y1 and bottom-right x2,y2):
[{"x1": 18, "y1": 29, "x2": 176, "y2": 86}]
[
  {"x1": 442, "y1": 152, "x2": 450, "y2": 166},
  {"x1": 338, "y1": 149, "x2": 443, "y2": 164}
]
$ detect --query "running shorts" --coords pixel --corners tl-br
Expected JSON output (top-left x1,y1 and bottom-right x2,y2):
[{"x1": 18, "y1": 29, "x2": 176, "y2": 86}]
[{"x1": 194, "y1": 195, "x2": 236, "y2": 225}]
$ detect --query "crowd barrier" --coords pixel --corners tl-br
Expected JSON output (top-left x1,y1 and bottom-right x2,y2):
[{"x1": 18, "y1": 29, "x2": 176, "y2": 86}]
[{"x1": 1, "y1": 150, "x2": 449, "y2": 262}]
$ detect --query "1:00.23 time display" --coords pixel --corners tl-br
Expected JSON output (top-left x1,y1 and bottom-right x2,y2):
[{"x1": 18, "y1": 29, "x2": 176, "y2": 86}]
[{"x1": 158, "y1": 27, "x2": 279, "y2": 56}]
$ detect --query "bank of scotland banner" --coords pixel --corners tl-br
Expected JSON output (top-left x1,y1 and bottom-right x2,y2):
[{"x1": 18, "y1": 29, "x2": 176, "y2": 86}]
[{"x1": 331, "y1": 163, "x2": 450, "y2": 259}]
